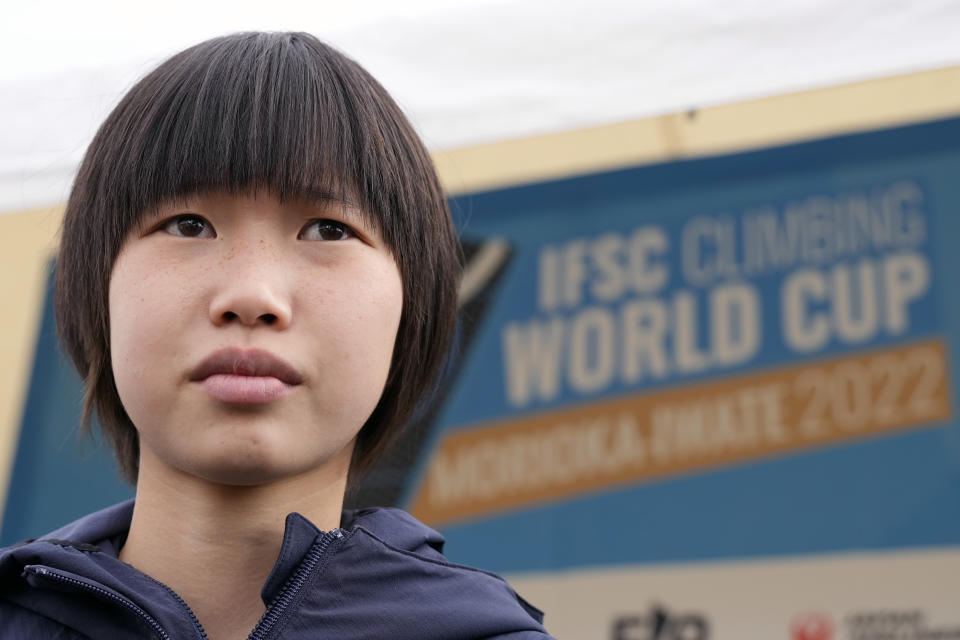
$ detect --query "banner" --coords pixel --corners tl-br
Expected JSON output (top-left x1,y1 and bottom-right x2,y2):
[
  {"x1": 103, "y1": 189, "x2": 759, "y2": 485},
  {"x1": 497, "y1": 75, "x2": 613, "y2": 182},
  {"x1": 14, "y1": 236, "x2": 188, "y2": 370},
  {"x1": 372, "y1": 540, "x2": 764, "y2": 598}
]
[{"x1": 398, "y1": 117, "x2": 960, "y2": 638}]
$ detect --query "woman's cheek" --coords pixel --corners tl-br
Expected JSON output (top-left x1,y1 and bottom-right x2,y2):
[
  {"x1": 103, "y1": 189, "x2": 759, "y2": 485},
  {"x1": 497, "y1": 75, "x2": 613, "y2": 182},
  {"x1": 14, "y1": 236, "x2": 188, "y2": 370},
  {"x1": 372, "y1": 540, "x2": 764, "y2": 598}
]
[{"x1": 108, "y1": 246, "x2": 189, "y2": 413}]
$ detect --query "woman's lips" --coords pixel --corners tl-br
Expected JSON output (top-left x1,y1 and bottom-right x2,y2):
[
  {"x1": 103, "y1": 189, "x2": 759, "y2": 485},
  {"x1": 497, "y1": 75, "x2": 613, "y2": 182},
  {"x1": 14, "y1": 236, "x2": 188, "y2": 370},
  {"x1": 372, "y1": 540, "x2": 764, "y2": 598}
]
[
  {"x1": 189, "y1": 348, "x2": 303, "y2": 404},
  {"x1": 200, "y1": 374, "x2": 293, "y2": 404}
]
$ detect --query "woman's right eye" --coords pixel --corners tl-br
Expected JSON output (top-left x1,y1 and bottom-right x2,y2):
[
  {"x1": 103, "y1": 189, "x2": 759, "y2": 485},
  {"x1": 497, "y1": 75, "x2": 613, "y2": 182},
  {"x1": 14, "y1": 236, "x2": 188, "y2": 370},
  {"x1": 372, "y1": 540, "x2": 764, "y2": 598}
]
[{"x1": 161, "y1": 214, "x2": 216, "y2": 238}]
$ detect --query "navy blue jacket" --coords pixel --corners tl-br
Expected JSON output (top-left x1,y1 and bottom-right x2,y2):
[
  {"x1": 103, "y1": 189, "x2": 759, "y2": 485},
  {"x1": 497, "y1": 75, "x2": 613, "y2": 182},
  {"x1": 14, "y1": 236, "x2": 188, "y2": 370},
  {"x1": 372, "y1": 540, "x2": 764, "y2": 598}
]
[{"x1": 0, "y1": 500, "x2": 552, "y2": 638}]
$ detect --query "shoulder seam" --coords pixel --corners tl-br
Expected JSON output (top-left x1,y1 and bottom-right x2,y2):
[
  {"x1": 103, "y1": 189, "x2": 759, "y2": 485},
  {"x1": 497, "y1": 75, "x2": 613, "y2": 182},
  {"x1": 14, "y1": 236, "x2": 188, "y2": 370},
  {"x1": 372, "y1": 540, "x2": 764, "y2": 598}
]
[
  {"x1": 353, "y1": 526, "x2": 510, "y2": 583},
  {"x1": 39, "y1": 539, "x2": 102, "y2": 553}
]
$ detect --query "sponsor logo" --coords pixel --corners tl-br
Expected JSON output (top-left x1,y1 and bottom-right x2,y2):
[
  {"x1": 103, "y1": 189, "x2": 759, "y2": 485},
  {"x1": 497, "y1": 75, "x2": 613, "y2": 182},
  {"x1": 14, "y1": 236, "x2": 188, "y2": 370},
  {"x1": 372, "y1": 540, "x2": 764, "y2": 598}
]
[
  {"x1": 612, "y1": 604, "x2": 710, "y2": 640},
  {"x1": 791, "y1": 613, "x2": 834, "y2": 640},
  {"x1": 788, "y1": 609, "x2": 960, "y2": 640},
  {"x1": 846, "y1": 609, "x2": 960, "y2": 640}
]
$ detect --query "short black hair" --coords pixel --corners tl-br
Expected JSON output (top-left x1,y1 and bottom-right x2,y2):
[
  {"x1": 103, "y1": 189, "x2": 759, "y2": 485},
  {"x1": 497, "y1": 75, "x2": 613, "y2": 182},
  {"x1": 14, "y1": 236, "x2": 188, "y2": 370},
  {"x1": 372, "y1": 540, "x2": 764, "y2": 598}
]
[{"x1": 55, "y1": 31, "x2": 461, "y2": 485}]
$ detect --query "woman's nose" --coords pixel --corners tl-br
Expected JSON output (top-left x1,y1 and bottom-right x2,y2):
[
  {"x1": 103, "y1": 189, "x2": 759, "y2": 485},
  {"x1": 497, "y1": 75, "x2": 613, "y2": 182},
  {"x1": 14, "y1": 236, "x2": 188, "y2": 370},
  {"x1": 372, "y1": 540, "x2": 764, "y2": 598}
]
[{"x1": 207, "y1": 248, "x2": 293, "y2": 329}]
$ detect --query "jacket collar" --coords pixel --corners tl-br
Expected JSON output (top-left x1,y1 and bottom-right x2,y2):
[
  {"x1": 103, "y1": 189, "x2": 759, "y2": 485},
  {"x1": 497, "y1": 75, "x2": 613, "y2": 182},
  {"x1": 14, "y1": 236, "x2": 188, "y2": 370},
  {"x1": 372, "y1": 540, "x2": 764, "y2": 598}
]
[{"x1": 1, "y1": 499, "x2": 449, "y2": 608}]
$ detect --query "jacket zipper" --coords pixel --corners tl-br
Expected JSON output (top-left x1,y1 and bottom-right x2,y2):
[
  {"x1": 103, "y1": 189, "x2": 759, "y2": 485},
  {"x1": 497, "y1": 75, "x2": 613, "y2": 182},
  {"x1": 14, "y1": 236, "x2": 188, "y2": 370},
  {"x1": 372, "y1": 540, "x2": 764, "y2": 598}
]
[
  {"x1": 246, "y1": 529, "x2": 344, "y2": 640},
  {"x1": 25, "y1": 565, "x2": 173, "y2": 640}
]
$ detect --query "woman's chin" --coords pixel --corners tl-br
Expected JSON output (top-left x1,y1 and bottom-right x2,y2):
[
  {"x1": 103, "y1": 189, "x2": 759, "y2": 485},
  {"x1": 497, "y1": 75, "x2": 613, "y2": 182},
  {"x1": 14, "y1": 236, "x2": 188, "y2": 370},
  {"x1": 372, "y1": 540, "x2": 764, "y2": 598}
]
[
  {"x1": 181, "y1": 444, "x2": 352, "y2": 489},
  {"x1": 136, "y1": 429, "x2": 356, "y2": 490},
  {"x1": 187, "y1": 452, "x2": 312, "y2": 487}
]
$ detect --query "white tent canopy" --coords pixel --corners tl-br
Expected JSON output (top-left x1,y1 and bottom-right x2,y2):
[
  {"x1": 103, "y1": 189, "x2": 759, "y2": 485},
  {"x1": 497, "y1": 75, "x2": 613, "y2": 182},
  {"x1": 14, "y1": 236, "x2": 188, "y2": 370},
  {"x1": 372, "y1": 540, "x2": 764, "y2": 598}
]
[{"x1": 2, "y1": 0, "x2": 960, "y2": 214}]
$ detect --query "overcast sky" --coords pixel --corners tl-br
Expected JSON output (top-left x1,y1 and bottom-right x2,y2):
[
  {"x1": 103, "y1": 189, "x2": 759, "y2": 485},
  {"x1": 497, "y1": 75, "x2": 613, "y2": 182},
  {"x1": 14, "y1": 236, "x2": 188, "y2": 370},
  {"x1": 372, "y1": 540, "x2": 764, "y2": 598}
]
[
  {"x1": 3, "y1": 0, "x2": 959, "y2": 213},
  {"x1": 0, "y1": 0, "x2": 470, "y2": 81}
]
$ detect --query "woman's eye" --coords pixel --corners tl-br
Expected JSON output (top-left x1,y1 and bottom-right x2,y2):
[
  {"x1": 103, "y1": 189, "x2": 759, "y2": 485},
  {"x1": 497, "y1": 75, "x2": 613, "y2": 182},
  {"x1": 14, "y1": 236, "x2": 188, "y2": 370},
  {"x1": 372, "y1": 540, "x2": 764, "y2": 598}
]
[
  {"x1": 299, "y1": 219, "x2": 355, "y2": 241},
  {"x1": 161, "y1": 214, "x2": 215, "y2": 238}
]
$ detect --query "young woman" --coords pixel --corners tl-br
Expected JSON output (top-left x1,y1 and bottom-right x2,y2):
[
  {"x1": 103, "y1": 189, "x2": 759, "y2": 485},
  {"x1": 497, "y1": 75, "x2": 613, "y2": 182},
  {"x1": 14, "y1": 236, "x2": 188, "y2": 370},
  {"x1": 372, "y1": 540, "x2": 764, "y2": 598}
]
[{"x1": 0, "y1": 32, "x2": 552, "y2": 639}]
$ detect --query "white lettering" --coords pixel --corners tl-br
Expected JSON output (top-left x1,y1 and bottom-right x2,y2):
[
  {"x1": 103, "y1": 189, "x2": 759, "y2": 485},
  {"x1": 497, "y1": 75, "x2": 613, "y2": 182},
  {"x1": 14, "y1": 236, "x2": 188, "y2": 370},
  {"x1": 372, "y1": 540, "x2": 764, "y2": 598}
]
[
  {"x1": 621, "y1": 299, "x2": 669, "y2": 383},
  {"x1": 502, "y1": 317, "x2": 565, "y2": 406},
  {"x1": 884, "y1": 252, "x2": 929, "y2": 334},
  {"x1": 832, "y1": 260, "x2": 878, "y2": 343},
  {"x1": 568, "y1": 308, "x2": 615, "y2": 393},
  {"x1": 783, "y1": 269, "x2": 829, "y2": 352},
  {"x1": 673, "y1": 291, "x2": 709, "y2": 372},
  {"x1": 711, "y1": 283, "x2": 761, "y2": 366}
]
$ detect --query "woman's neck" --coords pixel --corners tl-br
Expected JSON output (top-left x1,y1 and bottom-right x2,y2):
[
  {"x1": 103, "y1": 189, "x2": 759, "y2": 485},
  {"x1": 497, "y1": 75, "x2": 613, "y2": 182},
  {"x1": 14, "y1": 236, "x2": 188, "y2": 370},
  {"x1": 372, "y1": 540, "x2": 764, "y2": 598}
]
[{"x1": 119, "y1": 449, "x2": 349, "y2": 640}]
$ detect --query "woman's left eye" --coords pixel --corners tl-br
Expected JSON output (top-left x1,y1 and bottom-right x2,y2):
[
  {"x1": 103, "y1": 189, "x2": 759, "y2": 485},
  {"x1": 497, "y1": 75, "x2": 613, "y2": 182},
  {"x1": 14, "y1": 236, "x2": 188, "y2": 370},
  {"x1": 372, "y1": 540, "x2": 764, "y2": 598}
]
[
  {"x1": 160, "y1": 214, "x2": 216, "y2": 238},
  {"x1": 299, "y1": 219, "x2": 356, "y2": 241}
]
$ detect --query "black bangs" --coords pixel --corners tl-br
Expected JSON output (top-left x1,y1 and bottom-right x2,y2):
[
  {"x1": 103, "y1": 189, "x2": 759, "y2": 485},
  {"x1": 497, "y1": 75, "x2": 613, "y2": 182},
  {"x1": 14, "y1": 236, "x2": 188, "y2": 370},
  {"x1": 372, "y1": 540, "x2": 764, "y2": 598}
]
[{"x1": 101, "y1": 32, "x2": 388, "y2": 236}]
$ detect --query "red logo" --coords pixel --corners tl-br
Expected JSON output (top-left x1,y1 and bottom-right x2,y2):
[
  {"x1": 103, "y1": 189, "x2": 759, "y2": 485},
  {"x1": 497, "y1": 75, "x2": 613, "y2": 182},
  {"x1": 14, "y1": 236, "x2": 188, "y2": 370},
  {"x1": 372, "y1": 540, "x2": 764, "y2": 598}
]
[{"x1": 791, "y1": 613, "x2": 834, "y2": 640}]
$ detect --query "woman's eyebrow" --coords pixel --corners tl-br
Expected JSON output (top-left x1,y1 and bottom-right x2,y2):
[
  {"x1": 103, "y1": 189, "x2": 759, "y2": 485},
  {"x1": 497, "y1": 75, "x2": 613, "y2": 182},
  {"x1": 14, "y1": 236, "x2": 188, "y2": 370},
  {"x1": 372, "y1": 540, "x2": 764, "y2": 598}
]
[
  {"x1": 301, "y1": 187, "x2": 353, "y2": 206},
  {"x1": 300, "y1": 188, "x2": 373, "y2": 228}
]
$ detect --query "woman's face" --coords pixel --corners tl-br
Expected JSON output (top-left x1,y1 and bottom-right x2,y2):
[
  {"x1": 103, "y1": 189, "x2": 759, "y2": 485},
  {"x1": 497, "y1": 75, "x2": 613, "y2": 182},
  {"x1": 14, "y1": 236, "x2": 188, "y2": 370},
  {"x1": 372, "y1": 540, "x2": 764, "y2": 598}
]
[{"x1": 108, "y1": 191, "x2": 403, "y2": 486}]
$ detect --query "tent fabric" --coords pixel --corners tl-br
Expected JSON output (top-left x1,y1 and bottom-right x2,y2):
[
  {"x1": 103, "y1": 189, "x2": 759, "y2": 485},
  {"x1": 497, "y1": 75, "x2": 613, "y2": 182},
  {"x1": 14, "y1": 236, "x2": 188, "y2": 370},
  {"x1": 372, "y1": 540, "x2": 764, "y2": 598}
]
[{"x1": 2, "y1": 0, "x2": 960, "y2": 214}]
